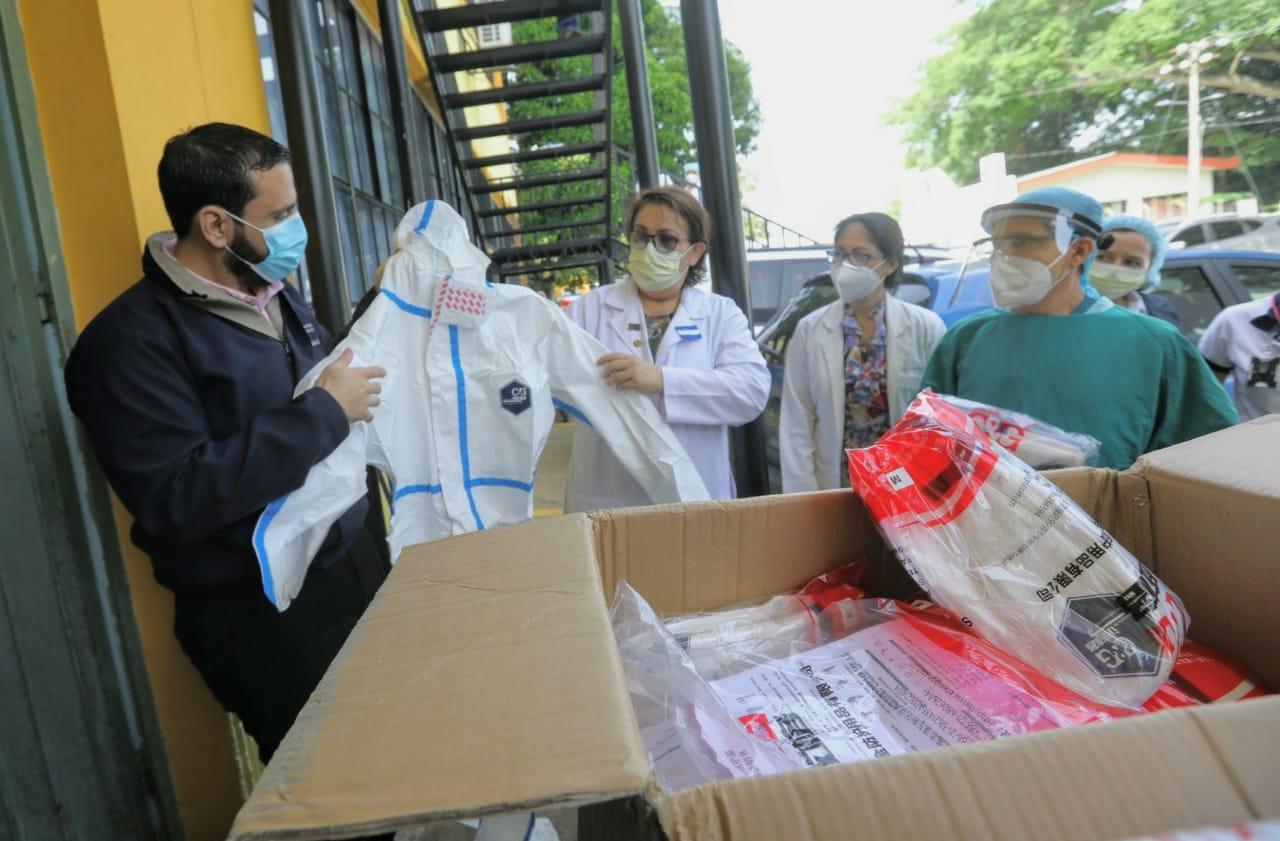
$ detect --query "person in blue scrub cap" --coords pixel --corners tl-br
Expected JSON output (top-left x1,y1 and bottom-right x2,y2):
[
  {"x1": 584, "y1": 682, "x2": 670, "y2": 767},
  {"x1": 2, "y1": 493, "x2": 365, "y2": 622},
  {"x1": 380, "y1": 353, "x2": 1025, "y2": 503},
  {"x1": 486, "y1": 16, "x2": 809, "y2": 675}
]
[
  {"x1": 922, "y1": 187, "x2": 1236, "y2": 469},
  {"x1": 1094, "y1": 214, "x2": 1181, "y2": 329}
]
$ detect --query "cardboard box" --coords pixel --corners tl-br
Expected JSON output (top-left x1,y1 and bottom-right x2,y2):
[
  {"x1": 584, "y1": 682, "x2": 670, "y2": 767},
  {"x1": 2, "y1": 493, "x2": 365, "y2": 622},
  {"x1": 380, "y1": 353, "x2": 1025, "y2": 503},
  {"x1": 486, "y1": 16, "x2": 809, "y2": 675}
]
[{"x1": 230, "y1": 417, "x2": 1280, "y2": 841}]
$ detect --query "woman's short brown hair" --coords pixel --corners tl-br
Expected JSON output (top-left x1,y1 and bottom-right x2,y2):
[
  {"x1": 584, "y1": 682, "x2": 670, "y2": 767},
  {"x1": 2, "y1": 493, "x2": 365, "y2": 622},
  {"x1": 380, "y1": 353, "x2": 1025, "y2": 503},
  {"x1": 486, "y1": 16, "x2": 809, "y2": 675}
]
[{"x1": 625, "y1": 186, "x2": 712, "y2": 283}]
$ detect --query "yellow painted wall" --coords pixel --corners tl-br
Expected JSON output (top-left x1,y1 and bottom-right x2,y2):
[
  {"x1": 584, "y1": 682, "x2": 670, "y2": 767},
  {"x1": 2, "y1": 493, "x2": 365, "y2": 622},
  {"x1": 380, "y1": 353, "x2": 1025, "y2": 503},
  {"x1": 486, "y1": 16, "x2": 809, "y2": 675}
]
[{"x1": 17, "y1": 0, "x2": 270, "y2": 837}]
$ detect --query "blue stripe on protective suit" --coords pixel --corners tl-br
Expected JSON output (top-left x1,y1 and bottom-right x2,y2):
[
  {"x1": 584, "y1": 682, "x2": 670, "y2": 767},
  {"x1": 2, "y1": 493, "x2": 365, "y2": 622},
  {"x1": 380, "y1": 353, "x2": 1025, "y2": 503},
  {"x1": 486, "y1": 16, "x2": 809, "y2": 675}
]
[
  {"x1": 450, "y1": 325, "x2": 486, "y2": 531},
  {"x1": 415, "y1": 199, "x2": 436, "y2": 233},
  {"x1": 469, "y1": 477, "x2": 534, "y2": 491},
  {"x1": 552, "y1": 398, "x2": 593, "y2": 428},
  {"x1": 381, "y1": 288, "x2": 432, "y2": 319},
  {"x1": 254, "y1": 494, "x2": 290, "y2": 608},
  {"x1": 391, "y1": 483, "x2": 442, "y2": 515}
]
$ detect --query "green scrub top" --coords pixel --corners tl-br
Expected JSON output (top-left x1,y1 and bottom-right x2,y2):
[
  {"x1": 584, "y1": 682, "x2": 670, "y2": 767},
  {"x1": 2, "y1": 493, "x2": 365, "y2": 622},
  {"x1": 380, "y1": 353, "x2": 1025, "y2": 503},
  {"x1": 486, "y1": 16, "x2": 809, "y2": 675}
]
[{"x1": 921, "y1": 302, "x2": 1238, "y2": 469}]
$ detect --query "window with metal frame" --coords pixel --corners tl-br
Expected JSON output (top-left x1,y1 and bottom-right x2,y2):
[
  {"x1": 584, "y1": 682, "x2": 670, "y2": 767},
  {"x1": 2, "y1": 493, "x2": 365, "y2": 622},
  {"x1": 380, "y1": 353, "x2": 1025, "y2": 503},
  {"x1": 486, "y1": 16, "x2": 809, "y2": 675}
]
[
  {"x1": 1229, "y1": 263, "x2": 1280, "y2": 301},
  {"x1": 309, "y1": 0, "x2": 407, "y2": 302},
  {"x1": 1156, "y1": 264, "x2": 1225, "y2": 340}
]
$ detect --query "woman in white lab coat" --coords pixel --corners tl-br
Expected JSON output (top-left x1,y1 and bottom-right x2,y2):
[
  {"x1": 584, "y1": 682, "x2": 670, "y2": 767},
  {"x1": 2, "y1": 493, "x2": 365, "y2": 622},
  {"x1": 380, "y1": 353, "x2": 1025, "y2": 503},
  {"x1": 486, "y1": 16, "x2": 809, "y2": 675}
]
[
  {"x1": 780, "y1": 212, "x2": 945, "y2": 492},
  {"x1": 565, "y1": 186, "x2": 771, "y2": 511}
]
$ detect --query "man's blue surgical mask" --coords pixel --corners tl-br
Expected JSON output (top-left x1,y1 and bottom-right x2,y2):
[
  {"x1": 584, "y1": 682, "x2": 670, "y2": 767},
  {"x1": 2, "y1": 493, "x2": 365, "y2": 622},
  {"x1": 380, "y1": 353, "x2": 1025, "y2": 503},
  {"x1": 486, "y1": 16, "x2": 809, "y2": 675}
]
[{"x1": 225, "y1": 210, "x2": 308, "y2": 283}]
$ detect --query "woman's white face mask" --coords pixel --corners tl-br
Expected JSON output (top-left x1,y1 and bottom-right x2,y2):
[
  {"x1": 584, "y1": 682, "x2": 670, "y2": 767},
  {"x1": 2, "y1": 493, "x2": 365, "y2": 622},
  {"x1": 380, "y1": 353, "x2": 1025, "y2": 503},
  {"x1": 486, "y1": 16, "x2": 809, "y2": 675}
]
[
  {"x1": 988, "y1": 249, "x2": 1070, "y2": 310},
  {"x1": 629, "y1": 241, "x2": 692, "y2": 293},
  {"x1": 832, "y1": 260, "x2": 885, "y2": 304},
  {"x1": 1090, "y1": 263, "x2": 1147, "y2": 299}
]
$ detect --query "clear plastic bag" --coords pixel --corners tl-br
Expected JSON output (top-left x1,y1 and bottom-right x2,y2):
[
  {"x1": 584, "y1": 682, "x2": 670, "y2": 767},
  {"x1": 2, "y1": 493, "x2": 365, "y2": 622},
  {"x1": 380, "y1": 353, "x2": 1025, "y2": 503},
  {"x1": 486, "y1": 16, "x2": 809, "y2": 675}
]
[
  {"x1": 931, "y1": 392, "x2": 1101, "y2": 469},
  {"x1": 846, "y1": 390, "x2": 1189, "y2": 709},
  {"x1": 610, "y1": 564, "x2": 1139, "y2": 793}
]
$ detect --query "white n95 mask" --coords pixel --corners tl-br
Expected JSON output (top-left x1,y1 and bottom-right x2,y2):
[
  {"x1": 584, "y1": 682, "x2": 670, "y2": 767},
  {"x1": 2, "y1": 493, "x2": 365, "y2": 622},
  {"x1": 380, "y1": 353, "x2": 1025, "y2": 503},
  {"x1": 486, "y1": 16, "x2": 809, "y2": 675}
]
[
  {"x1": 988, "y1": 249, "x2": 1067, "y2": 309},
  {"x1": 1091, "y1": 263, "x2": 1147, "y2": 299},
  {"x1": 832, "y1": 261, "x2": 884, "y2": 304},
  {"x1": 630, "y1": 241, "x2": 690, "y2": 293}
]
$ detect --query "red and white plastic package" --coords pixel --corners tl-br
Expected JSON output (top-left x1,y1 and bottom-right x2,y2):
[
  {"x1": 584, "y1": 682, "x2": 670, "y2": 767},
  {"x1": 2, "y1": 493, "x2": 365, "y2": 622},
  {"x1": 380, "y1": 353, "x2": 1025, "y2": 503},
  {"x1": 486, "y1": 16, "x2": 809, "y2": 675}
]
[
  {"x1": 610, "y1": 562, "x2": 1265, "y2": 793},
  {"x1": 846, "y1": 390, "x2": 1189, "y2": 709},
  {"x1": 931, "y1": 393, "x2": 1101, "y2": 469}
]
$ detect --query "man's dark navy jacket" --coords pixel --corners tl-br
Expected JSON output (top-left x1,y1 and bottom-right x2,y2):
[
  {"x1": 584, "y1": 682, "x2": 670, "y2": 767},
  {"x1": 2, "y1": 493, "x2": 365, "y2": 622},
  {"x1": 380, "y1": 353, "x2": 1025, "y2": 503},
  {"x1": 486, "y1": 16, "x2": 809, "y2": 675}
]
[{"x1": 65, "y1": 235, "x2": 368, "y2": 594}]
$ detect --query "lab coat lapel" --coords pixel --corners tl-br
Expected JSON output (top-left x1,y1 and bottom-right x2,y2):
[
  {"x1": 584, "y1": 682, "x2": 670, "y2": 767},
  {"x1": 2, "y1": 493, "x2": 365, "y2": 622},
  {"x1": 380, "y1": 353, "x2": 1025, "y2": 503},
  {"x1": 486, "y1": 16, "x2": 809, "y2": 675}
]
[
  {"x1": 607, "y1": 282, "x2": 646, "y2": 359},
  {"x1": 818, "y1": 302, "x2": 845, "y2": 438},
  {"x1": 884, "y1": 295, "x2": 904, "y2": 417},
  {"x1": 655, "y1": 287, "x2": 707, "y2": 364}
]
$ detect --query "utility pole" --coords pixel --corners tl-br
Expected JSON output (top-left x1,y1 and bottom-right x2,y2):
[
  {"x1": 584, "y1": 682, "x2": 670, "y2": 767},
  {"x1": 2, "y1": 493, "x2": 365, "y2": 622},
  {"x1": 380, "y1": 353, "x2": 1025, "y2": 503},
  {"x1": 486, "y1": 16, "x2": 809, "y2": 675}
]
[
  {"x1": 1164, "y1": 38, "x2": 1227, "y2": 217},
  {"x1": 1186, "y1": 41, "x2": 1203, "y2": 215}
]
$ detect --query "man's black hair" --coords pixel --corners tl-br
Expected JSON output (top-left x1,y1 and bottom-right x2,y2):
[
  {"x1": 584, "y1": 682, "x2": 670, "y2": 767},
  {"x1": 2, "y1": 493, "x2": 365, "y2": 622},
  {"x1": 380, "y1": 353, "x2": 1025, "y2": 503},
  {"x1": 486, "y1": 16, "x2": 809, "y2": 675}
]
[{"x1": 157, "y1": 122, "x2": 290, "y2": 237}]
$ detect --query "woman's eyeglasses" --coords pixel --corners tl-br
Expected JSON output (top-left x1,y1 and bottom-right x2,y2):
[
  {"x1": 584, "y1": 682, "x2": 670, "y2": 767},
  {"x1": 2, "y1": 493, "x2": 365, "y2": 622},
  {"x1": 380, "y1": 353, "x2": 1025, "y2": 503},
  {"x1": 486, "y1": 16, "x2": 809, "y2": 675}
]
[{"x1": 629, "y1": 230, "x2": 686, "y2": 254}]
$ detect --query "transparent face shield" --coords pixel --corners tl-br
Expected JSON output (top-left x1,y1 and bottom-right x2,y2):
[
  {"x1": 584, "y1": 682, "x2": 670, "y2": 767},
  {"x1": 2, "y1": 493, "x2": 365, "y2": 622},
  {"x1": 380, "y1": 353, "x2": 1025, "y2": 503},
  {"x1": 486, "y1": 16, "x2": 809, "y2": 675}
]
[{"x1": 947, "y1": 204, "x2": 1095, "y2": 310}]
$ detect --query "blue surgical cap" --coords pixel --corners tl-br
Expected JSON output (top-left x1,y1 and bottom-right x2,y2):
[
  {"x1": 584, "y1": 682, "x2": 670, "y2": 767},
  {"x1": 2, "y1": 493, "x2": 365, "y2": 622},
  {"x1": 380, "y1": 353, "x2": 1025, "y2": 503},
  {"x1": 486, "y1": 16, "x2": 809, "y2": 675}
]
[
  {"x1": 1102, "y1": 214, "x2": 1167, "y2": 293},
  {"x1": 1015, "y1": 187, "x2": 1104, "y2": 234}
]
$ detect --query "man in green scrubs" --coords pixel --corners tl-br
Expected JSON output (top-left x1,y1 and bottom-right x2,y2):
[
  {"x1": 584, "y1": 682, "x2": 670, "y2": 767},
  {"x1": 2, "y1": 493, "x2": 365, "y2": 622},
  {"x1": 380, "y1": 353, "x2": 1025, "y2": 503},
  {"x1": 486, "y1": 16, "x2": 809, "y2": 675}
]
[{"x1": 922, "y1": 187, "x2": 1236, "y2": 468}]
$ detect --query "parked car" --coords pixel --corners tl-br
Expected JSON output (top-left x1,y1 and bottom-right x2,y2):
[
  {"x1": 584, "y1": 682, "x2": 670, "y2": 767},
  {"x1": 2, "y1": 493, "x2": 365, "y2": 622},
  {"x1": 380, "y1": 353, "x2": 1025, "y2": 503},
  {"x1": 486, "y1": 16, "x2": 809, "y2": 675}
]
[
  {"x1": 755, "y1": 248, "x2": 1280, "y2": 492},
  {"x1": 746, "y1": 244, "x2": 960, "y2": 329},
  {"x1": 1157, "y1": 215, "x2": 1280, "y2": 253}
]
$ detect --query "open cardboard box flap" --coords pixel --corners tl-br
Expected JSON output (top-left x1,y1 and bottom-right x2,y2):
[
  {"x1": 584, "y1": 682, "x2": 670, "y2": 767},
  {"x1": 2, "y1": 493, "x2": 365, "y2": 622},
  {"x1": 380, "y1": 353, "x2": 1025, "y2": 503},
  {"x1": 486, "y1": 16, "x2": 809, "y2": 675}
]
[
  {"x1": 232, "y1": 417, "x2": 1280, "y2": 840},
  {"x1": 229, "y1": 514, "x2": 651, "y2": 840}
]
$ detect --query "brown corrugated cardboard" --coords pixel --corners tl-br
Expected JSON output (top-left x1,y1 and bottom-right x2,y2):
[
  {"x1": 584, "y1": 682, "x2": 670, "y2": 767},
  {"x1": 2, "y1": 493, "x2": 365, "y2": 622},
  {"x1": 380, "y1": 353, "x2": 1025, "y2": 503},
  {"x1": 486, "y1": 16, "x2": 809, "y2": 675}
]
[
  {"x1": 656, "y1": 699, "x2": 1277, "y2": 841},
  {"x1": 1136, "y1": 416, "x2": 1280, "y2": 688},
  {"x1": 232, "y1": 420, "x2": 1280, "y2": 841},
  {"x1": 229, "y1": 515, "x2": 649, "y2": 840}
]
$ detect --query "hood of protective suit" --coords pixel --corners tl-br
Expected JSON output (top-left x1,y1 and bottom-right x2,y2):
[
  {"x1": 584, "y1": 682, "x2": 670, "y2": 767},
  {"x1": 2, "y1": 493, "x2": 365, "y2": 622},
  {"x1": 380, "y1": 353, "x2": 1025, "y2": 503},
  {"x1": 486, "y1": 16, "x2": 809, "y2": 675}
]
[{"x1": 390, "y1": 199, "x2": 492, "y2": 295}]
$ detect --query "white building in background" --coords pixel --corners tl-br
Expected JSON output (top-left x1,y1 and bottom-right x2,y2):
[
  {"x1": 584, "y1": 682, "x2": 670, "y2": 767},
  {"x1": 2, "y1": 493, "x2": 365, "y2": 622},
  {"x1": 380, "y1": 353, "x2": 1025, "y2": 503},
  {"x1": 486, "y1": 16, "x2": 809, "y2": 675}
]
[
  {"x1": 899, "y1": 150, "x2": 1246, "y2": 249},
  {"x1": 1015, "y1": 151, "x2": 1244, "y2": 219},
  {"x1": 899, "y1": 153, "x2": 1017, "y2": 249}
]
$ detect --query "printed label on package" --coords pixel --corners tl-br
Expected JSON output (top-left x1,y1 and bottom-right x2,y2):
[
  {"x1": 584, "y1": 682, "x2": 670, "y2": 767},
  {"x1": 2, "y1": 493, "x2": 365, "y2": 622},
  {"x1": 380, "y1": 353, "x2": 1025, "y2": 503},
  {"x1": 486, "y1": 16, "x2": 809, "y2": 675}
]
[{"x1": 695, "y1": 618, "x2": 1064, "y2": 775}]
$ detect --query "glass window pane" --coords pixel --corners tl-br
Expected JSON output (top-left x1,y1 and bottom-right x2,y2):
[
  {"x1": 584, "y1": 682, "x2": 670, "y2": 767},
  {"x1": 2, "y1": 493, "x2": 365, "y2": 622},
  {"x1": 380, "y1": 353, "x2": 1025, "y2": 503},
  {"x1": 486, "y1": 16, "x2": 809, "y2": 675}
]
[
  {"x1": 369, "y1": 118, "x2": 392, "y2": 205},
  {"x1": 316, "y1": 69, "x2": 348, "y2": 181},
  {"x1": 336, "y1": 6, "x2": 362, "y2": 94},
  {"x1": 344, "y1": 95, "x2": 373, "y2": 192},
  {"x1": 1176, "y1": 225, "x2": 1207, "y2": 247},
  {"x1": 1230, "y1": 264, "x2": 1280, "y2": 301},
  {"x1": 311, "y1": 0, "x2": 331, "y2": 68},
  {"x1": 1154, "y1": 265, "x2": 1224, "y2": 341},
  {"x1": 1209, "y1": 221, "x2": 1245, "y2": 240},
  {"x1": 357, "y1": 198, "x2": 381, "y2": 293},
  {"x1": 334, "y1": 188, "x2": 362, "y2": 304}
]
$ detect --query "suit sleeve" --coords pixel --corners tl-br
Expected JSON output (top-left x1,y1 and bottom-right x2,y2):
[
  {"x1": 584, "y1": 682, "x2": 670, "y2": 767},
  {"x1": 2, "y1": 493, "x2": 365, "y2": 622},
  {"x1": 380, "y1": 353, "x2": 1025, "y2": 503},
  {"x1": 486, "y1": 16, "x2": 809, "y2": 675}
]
[
  {"x1": 660, "y1": 301, "x2": 771, "y2": 427},
  {"x1": 1150, "y1": 331, "x2": 1238, "y2": 453},
  {"x1": 779, "y1": 318, "x2": 821, "y2": 493},
  {"x1": 544, "y1": 301, "x2": 711, "y2": 504},
  {"x1": 65, "y1": 322, "x2": 350, "y2": 548}
]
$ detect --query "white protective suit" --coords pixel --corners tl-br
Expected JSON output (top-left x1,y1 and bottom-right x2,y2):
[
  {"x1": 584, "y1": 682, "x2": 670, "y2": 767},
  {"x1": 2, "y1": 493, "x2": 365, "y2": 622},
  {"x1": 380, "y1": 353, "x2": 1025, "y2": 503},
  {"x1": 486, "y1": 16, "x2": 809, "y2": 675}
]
[{"x1": 254, "y1": 201, "x2": 710, "y2": 610}]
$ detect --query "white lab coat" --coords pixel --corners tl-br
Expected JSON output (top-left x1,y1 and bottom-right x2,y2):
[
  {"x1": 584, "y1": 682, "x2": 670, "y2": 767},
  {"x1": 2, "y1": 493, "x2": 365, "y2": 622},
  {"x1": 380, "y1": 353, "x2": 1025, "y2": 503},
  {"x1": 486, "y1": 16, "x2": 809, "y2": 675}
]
[
  {"x1": 253, "y1": 201, "x2": 709, "y2": 610},
  {"x1": 779, "y1": 294, "x2": 945, "y2": 492},
  {"x1": 564, "y1": 279, "x2": 770, "y2": 510}
]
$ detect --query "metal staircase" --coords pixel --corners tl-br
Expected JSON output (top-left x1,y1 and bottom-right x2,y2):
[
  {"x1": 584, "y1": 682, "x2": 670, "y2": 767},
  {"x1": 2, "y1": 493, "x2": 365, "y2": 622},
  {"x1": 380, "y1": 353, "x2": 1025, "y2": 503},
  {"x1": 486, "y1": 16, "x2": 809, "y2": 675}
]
[{"x1": 412, "y1": 0, "x2": 616, "y2": 284}]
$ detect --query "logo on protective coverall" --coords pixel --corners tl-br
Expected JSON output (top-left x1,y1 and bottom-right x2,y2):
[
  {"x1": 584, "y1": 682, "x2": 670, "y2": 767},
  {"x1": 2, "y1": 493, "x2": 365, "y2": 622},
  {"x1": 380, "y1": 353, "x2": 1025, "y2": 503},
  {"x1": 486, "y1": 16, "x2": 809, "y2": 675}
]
[{"x1": 500, "y1": 380, "x2": 532, "y2": 415}]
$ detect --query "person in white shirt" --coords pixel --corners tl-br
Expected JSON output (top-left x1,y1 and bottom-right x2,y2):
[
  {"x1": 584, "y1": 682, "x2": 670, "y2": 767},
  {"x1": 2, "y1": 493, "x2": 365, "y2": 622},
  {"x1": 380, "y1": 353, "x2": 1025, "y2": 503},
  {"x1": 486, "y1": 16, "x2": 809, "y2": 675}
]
[
  {"x1": 1199, "y1": 291, "x2": 1280, "y2": 421},
  {"x1": 780, "y1": 212, "x2": 946, "y2": 492},
  {"x1": 565, "y1": 187, "x2": 771, "y2": 510}
]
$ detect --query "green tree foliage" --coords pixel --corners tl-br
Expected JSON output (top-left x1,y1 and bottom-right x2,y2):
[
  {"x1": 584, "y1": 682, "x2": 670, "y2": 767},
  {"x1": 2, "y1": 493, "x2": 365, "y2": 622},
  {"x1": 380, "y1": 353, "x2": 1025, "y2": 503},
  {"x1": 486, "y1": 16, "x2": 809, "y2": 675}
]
[
  {"x1": 490, "y1": 2, "x2": 760, "y2": 288},
  {"x1": 891, "y1": 0, "x2": 1280, "y2": 205}
]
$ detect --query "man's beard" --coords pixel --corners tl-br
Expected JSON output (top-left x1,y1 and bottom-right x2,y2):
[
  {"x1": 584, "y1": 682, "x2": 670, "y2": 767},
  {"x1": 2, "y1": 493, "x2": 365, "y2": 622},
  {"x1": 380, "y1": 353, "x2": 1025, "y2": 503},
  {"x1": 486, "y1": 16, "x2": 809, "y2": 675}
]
[{"x1": 224, "y1": 228, "x2": 270, "y2": 289}]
